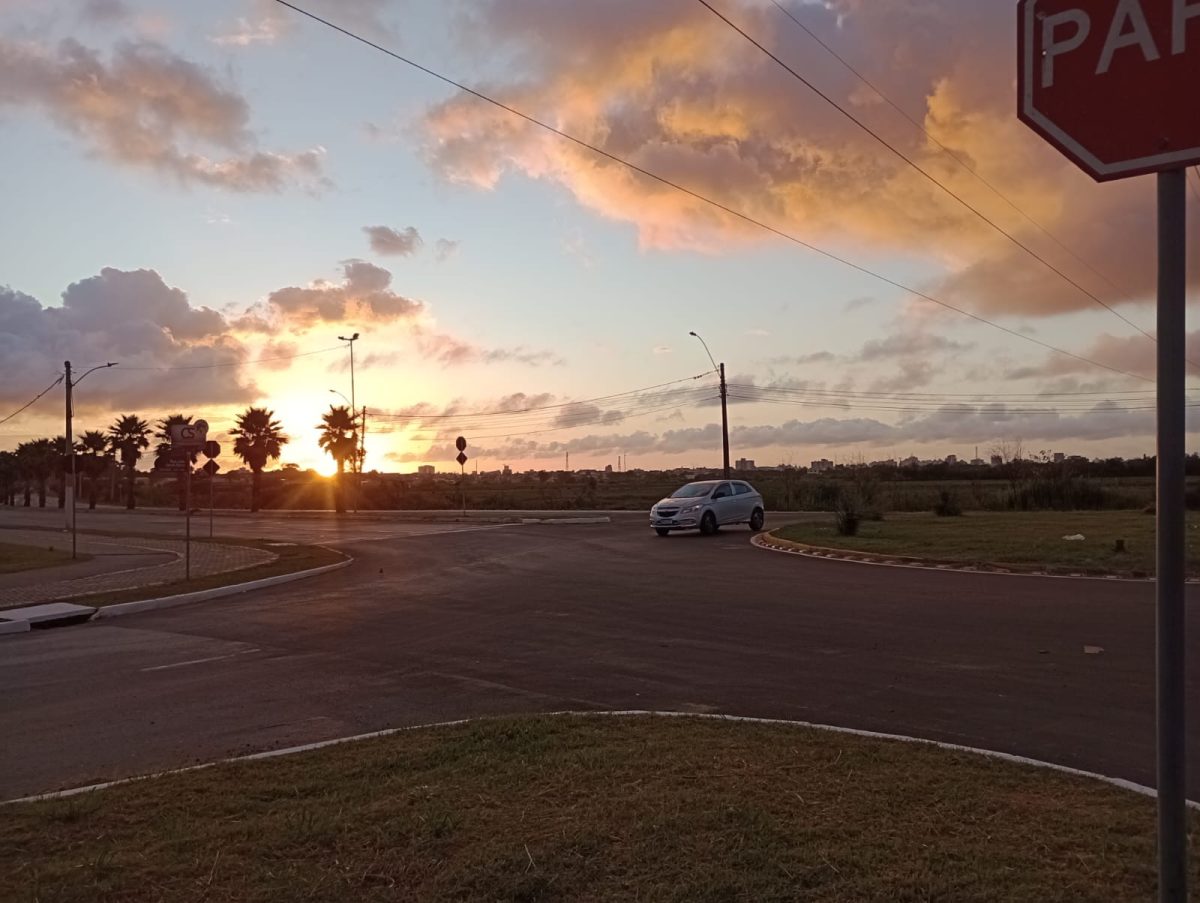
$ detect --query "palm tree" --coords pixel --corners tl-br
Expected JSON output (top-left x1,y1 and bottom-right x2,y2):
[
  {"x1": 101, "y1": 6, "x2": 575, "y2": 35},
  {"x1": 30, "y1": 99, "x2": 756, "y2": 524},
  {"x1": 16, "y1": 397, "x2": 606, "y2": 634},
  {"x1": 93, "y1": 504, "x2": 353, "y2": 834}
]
[
  {"x1": 109, "y1": 414, "x2": 150, "y2": 510},
  {"x1": 0, "y1": 450, "x2": 17, "y2": 506},
  {"x1": 230, "y1": 407, "x2": 288, "y2": 512},
  {"x1": 317, "y1": 405, "x2": 358, "y2": 514},
  {"x1": 155, "y1": 414, "x2": 197, "y2": 511},
  {"x1": 76, "y1": 431, "x2": 112, "y2": 510}
]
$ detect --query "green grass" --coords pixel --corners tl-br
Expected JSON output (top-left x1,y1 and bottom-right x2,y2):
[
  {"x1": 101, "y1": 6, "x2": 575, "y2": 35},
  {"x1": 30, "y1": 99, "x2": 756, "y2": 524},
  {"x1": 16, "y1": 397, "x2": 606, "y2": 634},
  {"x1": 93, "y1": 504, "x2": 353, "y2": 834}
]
[
  {"x1": 2, "y1": 715, "x2": 1194, "y2": 902},
  {"x1": 773, "y1": 510, "x2": 1200, "y2": 576},
  {"x1": 73, "y1": 538, "x2": 347, "y2": 608},
  {"x1": 0, "y1": 541, "x2": 87, "y2": 575}
]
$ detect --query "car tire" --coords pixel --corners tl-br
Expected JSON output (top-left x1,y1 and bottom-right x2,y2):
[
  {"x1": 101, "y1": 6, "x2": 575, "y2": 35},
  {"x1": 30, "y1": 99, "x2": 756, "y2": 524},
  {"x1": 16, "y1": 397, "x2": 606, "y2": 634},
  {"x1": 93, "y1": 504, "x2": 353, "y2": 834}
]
[
  {"x1": 700, "y1": 511, "x2": 718, "y2": 536},
  {"x1": 655, "y1": 528, "x2": 671, "y2": 537},
  {"x1": 749, "y1": 508, "x2": 765, "y2": 531}
]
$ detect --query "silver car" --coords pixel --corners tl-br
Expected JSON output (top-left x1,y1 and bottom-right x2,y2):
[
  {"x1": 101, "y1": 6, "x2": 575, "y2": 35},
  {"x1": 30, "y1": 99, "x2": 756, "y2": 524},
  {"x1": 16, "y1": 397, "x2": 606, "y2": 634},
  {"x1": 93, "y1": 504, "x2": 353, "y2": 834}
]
[{"x1": 650, "y1": 480, "x2": 766, "y2": 536}]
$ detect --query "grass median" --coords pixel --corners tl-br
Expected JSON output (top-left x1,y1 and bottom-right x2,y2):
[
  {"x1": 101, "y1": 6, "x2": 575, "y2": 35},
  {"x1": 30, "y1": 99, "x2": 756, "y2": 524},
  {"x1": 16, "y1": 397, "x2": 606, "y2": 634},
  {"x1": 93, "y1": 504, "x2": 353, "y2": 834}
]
[
  {"x1": 3, "y1": 715, "x2": 1196, "y2": 902},
  {"x1": 0, "y1": 541, "x2": 87, "y2": 575},
  {"x1": 773, "y1": 510, "x2": 1200, "y2": 577}
]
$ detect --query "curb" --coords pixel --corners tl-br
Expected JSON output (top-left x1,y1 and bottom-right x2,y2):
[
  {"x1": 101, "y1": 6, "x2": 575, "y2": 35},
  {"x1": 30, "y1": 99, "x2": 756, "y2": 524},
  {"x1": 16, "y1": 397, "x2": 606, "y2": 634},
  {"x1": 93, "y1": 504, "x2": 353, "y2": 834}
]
[
  {"x1": 751, "y1": 532, "x2": 1191, "y2": 584},
  {"x1": 5, "y1": 709, "x2": 1196, "y2": 810},
  {"x1": 0, "y1": 620, "x2": 30, "y2": 635},
  {"x1": 520, "y1": 516, "x2": 611, "y2": 525},
  {"x1": 93, "y1": 554, "x2": 353, "y2": 619}
]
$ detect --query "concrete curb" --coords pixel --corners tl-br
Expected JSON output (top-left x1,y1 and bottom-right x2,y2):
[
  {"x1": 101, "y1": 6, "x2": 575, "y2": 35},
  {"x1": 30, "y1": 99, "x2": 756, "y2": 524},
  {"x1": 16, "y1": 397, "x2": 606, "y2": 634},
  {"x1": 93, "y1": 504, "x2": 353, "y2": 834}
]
[
  {"x1": 93, "y1": 553, "x2": 353, "y2": 619},
  {"x1": 0, "y1": 620, "x2": 30, "y2": 635},
  {"x1": 6, "y1": 710, "x2": 1197, "y2": 811},
  {"x1": 520, "y1": 516, "x2": 611, "y2": 525},
  {"x1": 751, "y1": 531, "x2": 1192, "y2": 584}
]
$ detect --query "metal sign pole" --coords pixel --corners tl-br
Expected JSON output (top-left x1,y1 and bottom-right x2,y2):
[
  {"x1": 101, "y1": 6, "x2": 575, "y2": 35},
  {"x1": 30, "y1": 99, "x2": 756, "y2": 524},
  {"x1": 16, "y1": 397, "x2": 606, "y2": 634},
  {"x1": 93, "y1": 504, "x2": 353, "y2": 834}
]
[
  {"x1": 209, "y1": 469, "x2": 214, "y2": 539},
  {"x1": 185, "y1": 462, "x2": 192, "y2": 581},
  {"x1": 1155, "y1": 168, "x2": 1187, "y2": 903}
]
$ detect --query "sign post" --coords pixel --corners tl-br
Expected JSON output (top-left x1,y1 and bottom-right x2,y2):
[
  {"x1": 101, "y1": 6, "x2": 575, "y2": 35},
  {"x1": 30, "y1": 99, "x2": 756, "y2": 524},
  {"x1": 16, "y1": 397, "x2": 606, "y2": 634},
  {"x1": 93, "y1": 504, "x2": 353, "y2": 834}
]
[
  {"x1": 1017, "y1": 4, "x2": 1199, "y2": 899},
  {"x1": 203, "y1": 441, "x2": 221, "y2": 540},
  {"x1": 456, "y1": 436, "x2": 468, "y2": 517},
  {"x1": 168, "y1": 419, "x2": 208, "y2": 582}
]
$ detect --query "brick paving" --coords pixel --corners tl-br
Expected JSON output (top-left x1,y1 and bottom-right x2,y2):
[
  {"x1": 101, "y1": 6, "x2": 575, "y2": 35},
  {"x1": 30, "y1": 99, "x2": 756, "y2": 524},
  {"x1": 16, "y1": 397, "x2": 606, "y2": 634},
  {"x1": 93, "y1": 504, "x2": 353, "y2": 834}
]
[{"x1": 0, "y1": 530, "x2": 276, "y2": 609}]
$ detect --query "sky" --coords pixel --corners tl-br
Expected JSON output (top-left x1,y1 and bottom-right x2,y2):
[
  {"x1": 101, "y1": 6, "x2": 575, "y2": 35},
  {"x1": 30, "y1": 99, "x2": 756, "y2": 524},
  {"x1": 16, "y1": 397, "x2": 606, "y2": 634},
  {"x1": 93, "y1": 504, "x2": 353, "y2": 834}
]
[{"x1": 1, "y1": 0, "x2": 1198, "y2": 474}]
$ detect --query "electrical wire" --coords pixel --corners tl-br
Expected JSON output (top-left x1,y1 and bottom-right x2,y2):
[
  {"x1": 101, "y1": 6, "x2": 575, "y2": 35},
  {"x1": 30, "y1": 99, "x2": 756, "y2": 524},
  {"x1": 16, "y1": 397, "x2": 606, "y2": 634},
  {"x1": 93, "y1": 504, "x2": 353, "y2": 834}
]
[
  {"x1": 727, "y1": 383, "x2": 1173, "y2": 410},
  {"x1": 697, "y1": 0, "x2": 1172, "y2": 356},
  {"x1": 0, "y1": 375, "x2": 65, "y2": 426},
  {"x1": 728, "y1": 382, "x2": 1172, "y2": 400},
  {"x1": 118, "y1": 345, "x2": 343, "y2": 371},
  {"x1": 270, "y1": 0, "x2": 1156, "y2": 385},
  {"x1": 725, "y1": 390, "x2": 1186, "y2": 417},
  {"x1": 765, "y1": 0, "x2": 1129, "y2": 301}
]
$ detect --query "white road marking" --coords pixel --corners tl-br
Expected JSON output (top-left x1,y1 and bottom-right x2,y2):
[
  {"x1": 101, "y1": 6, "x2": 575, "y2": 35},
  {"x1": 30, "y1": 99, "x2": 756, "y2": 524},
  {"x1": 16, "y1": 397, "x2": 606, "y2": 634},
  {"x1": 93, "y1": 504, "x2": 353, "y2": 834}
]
[{"x1": 140, "y1": 648, "x2": 259, "y2": 672}]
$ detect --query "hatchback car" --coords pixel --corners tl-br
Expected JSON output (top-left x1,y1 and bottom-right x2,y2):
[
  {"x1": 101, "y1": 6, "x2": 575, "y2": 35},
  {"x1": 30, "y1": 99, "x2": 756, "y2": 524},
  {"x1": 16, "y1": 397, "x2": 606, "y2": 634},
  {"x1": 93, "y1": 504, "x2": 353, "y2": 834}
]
[{"x1": 650, "y1": 480, "x2": 765, "y2": 536}]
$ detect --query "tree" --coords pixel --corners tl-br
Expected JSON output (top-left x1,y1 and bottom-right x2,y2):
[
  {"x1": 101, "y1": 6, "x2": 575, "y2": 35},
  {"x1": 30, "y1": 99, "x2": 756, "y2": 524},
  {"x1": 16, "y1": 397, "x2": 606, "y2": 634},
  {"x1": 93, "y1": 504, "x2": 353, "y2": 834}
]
[
  {"x1": 230, "y1": 406, "x2": 288, "y2": 512},
  {"x1": 0, "y1": 450, "x2": 17, "y2": 506},
  {"x1": 17, "y1": 438, "x2": 57, "y2": 507},
  {"x1": 75, "y1": 430, "x2": 112, "y2": 510},
  {"x1": 109, "y1": 414, "x2": 150, "y2": 510},
  {"x1": 317, "y1": 405, "x2": 357, "y2": 514},
  {"x1": 155, "y1": 414, "x2": 197, "y2": 511}
]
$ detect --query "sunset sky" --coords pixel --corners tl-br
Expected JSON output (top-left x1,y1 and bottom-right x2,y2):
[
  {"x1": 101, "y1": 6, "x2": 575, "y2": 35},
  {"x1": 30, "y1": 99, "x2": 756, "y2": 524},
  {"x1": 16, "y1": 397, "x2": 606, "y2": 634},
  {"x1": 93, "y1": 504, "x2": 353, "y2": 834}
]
[{"x1": 2, "y1": 0, "x2": 1198, "y2": 474}]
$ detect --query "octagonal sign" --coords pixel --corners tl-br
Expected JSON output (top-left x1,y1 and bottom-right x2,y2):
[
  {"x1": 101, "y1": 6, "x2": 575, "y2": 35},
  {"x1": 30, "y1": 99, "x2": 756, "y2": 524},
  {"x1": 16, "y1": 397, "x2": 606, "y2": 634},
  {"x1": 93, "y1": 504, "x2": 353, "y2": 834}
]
[{"x1": 1018, "y1": 0, "x2": 1200, "y2": 181}]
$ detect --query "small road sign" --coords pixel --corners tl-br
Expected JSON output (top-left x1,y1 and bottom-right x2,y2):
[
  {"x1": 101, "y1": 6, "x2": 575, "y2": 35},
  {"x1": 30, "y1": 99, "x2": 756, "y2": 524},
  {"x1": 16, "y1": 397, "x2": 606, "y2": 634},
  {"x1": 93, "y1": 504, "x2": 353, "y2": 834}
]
[
  {"x1": 203, "y1": 440, "x2": 221, "y2": 459},
  {"x1": 456, "y1": 451, "x2": 468, "y2": 467},
  {"x1": 202, "y1": 459, "x2": 220, "y2": 476},
  {"x1": 169, "y1": 420, "x2": 209, "y2": 448},
  {"x1": 155, "y1": 458, "x2": 189, "y2": 474},
  {"x1": 455, "y1": 436, "x2": 467, "y2": 452},
  {"x1": 1018, "y1": 0, "x2": 1200, "y2": 181}
]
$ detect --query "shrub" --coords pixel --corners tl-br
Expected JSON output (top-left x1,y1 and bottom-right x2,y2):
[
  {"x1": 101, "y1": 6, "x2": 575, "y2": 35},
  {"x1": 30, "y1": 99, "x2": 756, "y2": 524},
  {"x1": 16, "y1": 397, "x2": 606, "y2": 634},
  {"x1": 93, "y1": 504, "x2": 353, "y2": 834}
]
[
  {"x1": 835, "y1": 488, "x2": 863, "y2": 536},
  {"x1": 934, "y1": 490, "x2": 963, "y2": 517}
]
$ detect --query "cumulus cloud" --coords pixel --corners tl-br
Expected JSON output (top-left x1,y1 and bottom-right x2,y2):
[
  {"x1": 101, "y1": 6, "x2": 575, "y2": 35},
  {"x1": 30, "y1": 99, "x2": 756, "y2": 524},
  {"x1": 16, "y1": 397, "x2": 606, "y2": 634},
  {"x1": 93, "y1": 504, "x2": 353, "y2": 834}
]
[
  {"x1": 265, "y1": 260, "x2": 424, "y2": 327},
  {"x1": 0, "y1": 269, "x2": 258, "y2": 413},
  {"x1": 420, "y1": 0, "x2": 1197, "y2": 318},
  {"x1": 0, "y1": 37, "x2": 326, "y2": 192},
  {"x1": 413, "y1": 331, "x2": 565, "y2": 368},
  {"x1": 364, "y1": 225, "x2": 423, "y2": 257}
]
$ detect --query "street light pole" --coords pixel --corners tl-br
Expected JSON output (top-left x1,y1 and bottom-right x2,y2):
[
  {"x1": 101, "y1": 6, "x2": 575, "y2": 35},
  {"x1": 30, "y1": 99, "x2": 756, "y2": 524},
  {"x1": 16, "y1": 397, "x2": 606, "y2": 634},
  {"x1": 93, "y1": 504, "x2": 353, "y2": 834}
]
[
  {"x1": 689, "y1": 331, "x2": 730, "y2": 478},
  {"x1": 64, "y1": 361, "x2": 118, "y2": 558},
  {"x1": 337, "y1": 333, "x2": 360, "y2": 512}
]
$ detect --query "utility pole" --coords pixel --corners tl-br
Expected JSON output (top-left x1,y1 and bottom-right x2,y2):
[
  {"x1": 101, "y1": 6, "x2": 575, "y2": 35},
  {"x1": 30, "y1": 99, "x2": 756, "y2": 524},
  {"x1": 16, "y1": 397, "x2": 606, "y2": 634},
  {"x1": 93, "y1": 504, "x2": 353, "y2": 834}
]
[
  {"x1": 689, "y1": 332, "x2": 731, "y2": 478},
  {"x1": 337, "y1": 333, "x2": 359, "y2": 513},
  {"x1": 63, "y1": 361, "x2": 72, "y2": 535}
]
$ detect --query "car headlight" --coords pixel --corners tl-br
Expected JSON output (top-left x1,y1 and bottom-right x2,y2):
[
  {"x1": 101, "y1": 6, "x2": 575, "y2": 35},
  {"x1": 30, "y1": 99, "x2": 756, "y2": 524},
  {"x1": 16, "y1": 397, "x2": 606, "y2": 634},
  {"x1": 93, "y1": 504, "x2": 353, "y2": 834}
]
[{"x1": 681, "y1": 503, "x2": 702, "y2": 514}]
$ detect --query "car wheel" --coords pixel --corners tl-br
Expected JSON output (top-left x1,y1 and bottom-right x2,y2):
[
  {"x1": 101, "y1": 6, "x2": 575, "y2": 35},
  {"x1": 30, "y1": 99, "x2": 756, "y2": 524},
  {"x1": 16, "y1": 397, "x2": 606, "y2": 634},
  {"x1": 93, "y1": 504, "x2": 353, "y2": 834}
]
[
  {"x1": 655, "y1": 528, "x2": 671, "y2": 537},
  {"x1": 749, "y1": 508, "x2": 765, "y2": 531},
  {"x1": 700, "y1": 511, "x2": 718, "y2": 536}
]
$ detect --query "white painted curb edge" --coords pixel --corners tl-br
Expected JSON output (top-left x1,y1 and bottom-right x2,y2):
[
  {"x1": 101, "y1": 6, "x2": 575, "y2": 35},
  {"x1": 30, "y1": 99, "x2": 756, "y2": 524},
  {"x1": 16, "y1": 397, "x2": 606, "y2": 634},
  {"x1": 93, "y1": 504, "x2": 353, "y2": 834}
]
[
  {"x1": 94, "y1": 554, "x2": 353, "y2": 619},
  {"x1": 5, "y1": 709, "x2": 1195, "y2": 811}
]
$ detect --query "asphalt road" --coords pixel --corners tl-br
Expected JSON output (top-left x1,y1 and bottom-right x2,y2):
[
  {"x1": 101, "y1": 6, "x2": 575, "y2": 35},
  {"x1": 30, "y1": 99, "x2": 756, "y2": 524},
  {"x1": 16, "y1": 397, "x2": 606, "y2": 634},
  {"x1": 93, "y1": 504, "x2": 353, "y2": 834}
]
[{"x1": 2, "y1": 515, "x2": 1197, "y2": 799}]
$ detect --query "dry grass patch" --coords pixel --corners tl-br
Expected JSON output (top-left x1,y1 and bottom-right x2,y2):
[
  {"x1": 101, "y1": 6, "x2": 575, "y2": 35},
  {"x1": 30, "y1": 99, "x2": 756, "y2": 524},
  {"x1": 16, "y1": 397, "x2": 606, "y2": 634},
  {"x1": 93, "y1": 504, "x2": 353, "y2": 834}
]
[
  {"x1": 2, "y1": 715, "x2": 1196, "y2": 902},
  {"x1": 0, "y1": 541, "x2": 85, "y2": 575}
]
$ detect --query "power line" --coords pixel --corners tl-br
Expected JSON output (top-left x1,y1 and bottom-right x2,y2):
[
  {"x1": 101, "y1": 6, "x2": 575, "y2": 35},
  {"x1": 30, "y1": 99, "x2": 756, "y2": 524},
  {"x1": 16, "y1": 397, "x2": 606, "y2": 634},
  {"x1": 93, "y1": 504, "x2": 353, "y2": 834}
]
[
  {"x1": 729, "y1": 382, "x2": 1174, "y2": 400},
  {"x1": 765, "y1": 0, "x2": 1129, "y2": 302},
  {"x1": 726, "y1": 390, "x2": 1187, "y2": 417},
  {"x1": 0, "y1": 375, "x2": 65, "y2": 426},
  {"x1": 119, "y1": 345, "x2": 343, "y2": 371},
  {"x1": 270, "y1": 0, "x2": 1155, "y2": 385},
  {"x1": 696, "y1": 0, "x2": 1170, "y2": 355}
]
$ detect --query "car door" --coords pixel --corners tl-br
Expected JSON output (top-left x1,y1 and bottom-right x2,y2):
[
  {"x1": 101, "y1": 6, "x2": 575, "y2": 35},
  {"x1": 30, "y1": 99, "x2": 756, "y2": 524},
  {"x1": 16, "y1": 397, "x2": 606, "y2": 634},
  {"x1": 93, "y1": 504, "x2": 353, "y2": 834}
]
[
  {"x1": 732, "y1": 482, "x2": 755, "y2": 520},
  {"x1": 710, "y1": 482, "x2": 738, "y2": 524}
]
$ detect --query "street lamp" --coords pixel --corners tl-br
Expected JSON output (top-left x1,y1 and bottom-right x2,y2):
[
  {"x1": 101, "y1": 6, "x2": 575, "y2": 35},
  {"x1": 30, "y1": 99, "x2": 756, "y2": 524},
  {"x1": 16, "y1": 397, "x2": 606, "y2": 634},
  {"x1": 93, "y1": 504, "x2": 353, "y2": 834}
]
[
  {"x1": 337, "y1": 334, "x2": 361, "y2": 512},
  {"x1": 64, "y1": 360, "x2": 118, "y2": 558},
  {"x1": 689, "y1": 331, "x2": 730, "y2": 478}
]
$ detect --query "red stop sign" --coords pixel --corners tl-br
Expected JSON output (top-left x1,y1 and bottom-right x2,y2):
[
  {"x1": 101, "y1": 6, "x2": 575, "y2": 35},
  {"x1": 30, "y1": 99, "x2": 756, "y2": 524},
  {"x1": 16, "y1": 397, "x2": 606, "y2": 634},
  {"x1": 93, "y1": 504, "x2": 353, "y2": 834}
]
[{"x1": 1018, "y1": 0, "x2": 1200, "y2": 181}]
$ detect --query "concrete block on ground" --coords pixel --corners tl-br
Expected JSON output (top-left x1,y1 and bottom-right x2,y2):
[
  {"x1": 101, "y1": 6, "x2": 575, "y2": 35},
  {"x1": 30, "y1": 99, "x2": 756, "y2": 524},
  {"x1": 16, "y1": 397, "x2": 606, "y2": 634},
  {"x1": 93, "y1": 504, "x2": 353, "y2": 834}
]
[
  {"x1": 0, "y1": 602, "x2": 96, "y2": 627},
  {"x1": 0, "y1": 619, "x2": 31, "y2": 635}
]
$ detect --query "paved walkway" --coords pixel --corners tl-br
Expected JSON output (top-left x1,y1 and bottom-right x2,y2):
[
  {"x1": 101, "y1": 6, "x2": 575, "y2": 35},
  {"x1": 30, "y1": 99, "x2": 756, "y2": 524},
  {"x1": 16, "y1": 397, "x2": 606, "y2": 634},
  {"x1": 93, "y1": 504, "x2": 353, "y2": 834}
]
[{"x1": 0, "y1": 529, "x2": 276, "y2": 609}]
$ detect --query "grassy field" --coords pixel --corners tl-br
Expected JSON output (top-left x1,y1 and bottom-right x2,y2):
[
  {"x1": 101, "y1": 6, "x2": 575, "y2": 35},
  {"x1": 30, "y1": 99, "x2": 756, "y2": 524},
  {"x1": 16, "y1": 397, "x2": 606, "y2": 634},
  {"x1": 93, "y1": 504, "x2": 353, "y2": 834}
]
[
  {"x1": 773, "y1": 510, "x2": 1200, "y2": 576},
  {"x1": 2, "y1": 715, "x2": 1194, "y2": 902},
  {"x1": 0, "y1": 541, "x2": 85, "y2": 575},
  {"x1": 73, "y1": 536, "x2": 347, "y2": 608}
]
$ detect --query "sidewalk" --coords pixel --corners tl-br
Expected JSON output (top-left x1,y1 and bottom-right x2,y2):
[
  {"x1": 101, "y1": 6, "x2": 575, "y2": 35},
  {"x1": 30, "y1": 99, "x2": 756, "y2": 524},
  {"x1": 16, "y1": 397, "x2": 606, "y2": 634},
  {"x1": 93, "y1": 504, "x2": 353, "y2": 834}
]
[{"x1": 0, "y1": 528, "x2": 276, "y2": 610}]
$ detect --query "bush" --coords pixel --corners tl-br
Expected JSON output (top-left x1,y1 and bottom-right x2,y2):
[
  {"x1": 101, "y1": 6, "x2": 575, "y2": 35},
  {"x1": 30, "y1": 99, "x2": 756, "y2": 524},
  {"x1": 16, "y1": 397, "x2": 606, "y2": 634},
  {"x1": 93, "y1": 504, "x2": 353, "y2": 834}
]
[
  {"x1": 835, "y1": 488, "x2": 863, "y2": 536},
  {"x1": 934, "y1": 490, "x2": 963, "y2": 517}
]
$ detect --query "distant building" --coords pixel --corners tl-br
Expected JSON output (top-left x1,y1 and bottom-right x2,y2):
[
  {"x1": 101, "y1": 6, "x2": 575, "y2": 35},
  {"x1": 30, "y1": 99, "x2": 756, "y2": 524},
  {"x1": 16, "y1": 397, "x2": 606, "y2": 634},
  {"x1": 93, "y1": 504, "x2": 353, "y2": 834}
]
[
  {"x1": 945, "y1": 455, "x2": 958, "y2": 466},
  {"x1": 502, "y1": 465, "x2": 512, "y2": 478},
  {"x1": 604, "y1": 464, "x2": 613, "y2": 474},
  {"x1": 900, "y1": 456, "x2": 920, "y2": 468},
  {"x1": 810, "y1": 459, "x2": 834, "y2": 474},
  {"x1": 417, "y1": 465, "x2": 435, "y2": 476},
  {"x1": 970, "y1": 458, "x2": 985, "y2": 466},
  {"x1": 1053, "y1": 452, "x2": 1066, "y2": 464},
  {"x1": 990, "y1": 455, "x2": 1004, "y2": 467},
  {"x1": 735, "y1": 458, "x2": 756, "y2": 471}
]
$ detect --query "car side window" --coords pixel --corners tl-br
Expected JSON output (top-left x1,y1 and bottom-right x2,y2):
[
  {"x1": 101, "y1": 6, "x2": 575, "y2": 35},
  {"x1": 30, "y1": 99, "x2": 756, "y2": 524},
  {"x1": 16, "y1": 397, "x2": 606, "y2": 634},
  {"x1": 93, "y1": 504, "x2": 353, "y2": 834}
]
[
  {"x1": 713, "y1": 483, "x2": 731, "y2": 499},
  {"x1": 734, "y1": 483, "x2": 751, "y2": 496}
]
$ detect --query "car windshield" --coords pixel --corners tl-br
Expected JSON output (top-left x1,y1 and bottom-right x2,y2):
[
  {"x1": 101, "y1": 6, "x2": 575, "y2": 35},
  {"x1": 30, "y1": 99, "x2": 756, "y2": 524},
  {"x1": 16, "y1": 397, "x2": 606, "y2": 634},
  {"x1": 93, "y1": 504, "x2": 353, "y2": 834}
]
[{"x1": 671, "y1": 482, "x2": 715, "y2": 499}]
